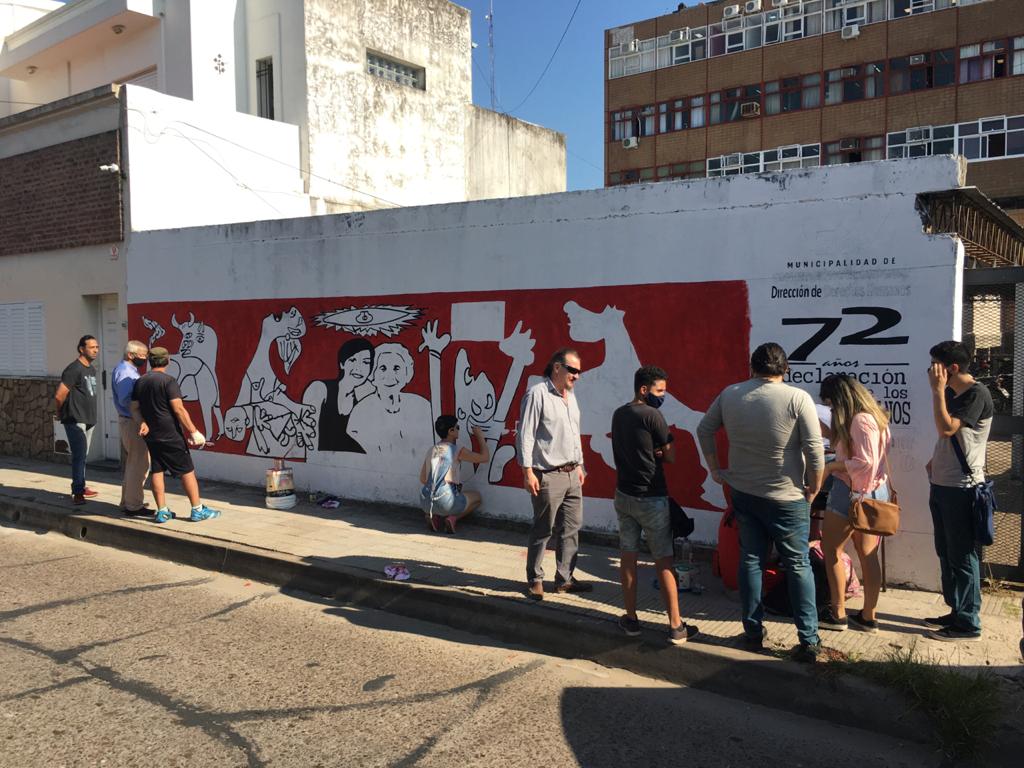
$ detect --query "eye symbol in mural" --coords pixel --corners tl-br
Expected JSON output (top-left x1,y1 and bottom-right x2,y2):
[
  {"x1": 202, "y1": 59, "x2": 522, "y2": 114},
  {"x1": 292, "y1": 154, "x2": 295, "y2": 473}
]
[{"x1": 314, "y1": 305, "x2": 423, "y2": 338}]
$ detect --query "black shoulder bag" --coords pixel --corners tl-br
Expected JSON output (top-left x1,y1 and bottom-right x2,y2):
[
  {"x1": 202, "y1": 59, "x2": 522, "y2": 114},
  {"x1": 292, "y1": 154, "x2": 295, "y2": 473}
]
[{"x1": 949, "y1": 434, "x2": 997, "y2": 547}]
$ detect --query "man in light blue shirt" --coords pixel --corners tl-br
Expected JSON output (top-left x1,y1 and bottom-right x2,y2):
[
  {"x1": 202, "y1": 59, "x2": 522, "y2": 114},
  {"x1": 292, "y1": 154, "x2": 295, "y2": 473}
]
[{"x1": 112, "y1": 340, "x2": 151, "y2": 515}]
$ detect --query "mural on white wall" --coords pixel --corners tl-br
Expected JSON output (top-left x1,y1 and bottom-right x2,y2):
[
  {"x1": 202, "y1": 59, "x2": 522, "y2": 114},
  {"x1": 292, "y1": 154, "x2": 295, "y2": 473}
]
[
  {"x1": 131, "y1": 281, "x2": 752, "y2": 514},
  {"x1": 141, "y1": 312, "x2": 224, "y2": 442},
  {"x1": 223, "y1": 307, "x2": 315, "y2": 458}
]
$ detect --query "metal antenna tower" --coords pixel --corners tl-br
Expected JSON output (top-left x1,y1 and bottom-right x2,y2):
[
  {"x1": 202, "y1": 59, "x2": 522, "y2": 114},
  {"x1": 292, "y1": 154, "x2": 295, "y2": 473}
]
[{"x1": 487, "y1": 0, "x2": 496, "y2": 110}]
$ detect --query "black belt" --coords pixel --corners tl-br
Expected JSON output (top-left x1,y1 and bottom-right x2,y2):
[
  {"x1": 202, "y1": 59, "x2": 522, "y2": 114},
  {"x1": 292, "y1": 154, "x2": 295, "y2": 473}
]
[{"x1": 540, "y1": 463, "x2": 578, "y2": 474}]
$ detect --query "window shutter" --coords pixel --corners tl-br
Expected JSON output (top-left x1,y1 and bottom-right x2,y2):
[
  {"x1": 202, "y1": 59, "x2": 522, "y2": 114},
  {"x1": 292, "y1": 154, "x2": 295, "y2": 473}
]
[{"x1": 0, "y1": 302, "x2": 46, "y2": 375}]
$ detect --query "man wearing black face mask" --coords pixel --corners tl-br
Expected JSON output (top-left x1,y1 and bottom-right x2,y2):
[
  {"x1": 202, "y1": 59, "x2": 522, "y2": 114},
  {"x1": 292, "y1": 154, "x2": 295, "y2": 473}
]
[
  {"x1": 611, "y1": 365, "x2": 694, "y2": 645},
  {"x1": 112, "y1": 340, "x2": 152, "y2": 516}
]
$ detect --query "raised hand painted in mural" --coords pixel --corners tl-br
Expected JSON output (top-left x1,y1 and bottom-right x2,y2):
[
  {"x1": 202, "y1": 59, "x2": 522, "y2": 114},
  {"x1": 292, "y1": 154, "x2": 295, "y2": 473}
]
[
  {"x1": 223, "y1": 307, "x2": 314, "y2": 458},
  {"x1": 301, "y1": 338, "x2": 376, "y2": 453},
  {"x1": 142, "y1": 312, "x2": 223, "y2": 442},
  {"x1": 347, "y1": 342, "x2": 432, "y2": 477},
  {"x1": 562, "y1": 300, "x2": 726, "y2": 509}
]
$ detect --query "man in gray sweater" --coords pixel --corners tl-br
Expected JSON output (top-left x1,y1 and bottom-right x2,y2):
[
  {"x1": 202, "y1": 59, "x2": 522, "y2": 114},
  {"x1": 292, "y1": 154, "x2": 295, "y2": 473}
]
[{"x1": 697, "y1": 343, "x2": 825, "y2": 662}]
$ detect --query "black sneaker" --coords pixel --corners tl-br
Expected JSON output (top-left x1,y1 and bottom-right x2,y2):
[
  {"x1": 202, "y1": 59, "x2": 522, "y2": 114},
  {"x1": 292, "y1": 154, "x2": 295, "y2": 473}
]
[
  {"x1": 819, "y1": 610, "x2": 848, "y2": 632},
  {"x1": 669, "y1": 622, "x2": 697, "y2": 645},
  {"x1": 929, "y1": 626, "x2": 981, "y2": 642},
  {"x1": 618, "y1": 615, "x2": 641, "y2": 637},
  {"x1": 922, "y1": 613, "x2": 955, "y2": 629},
  {"x1": 741, "y1": 628, "x2": 768, "y2": 650},
  {"x1": 793, "y1": 641, "x2": 823, "y2": 664},
  {"x1": 848, "y1": 611, "x2": 879, "y2": 634}
]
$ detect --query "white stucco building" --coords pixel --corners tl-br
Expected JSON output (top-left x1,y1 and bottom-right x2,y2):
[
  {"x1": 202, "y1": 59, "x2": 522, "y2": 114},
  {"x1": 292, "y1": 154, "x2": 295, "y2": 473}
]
[{"x1": 0, "y1": 0, "x2": 565, "y2": 466}]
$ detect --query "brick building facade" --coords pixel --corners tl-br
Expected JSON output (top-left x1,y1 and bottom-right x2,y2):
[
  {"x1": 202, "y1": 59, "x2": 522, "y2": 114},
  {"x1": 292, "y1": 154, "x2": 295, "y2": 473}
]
[{"x1": 605, "y1": 0, "x2": 1024, "y2": 225}]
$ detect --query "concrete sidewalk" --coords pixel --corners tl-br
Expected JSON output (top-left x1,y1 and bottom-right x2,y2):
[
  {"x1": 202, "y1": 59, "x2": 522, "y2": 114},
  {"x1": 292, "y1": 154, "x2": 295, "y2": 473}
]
[{"x1": 1, "y1": 456, "x2": 1021, "y2": 742}]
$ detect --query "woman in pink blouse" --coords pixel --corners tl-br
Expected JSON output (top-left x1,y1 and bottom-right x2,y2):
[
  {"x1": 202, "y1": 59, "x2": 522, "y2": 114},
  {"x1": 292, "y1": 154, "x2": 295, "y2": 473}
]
[{"x1": 817, "y1": 374, "x2": 892, "y2": 633}]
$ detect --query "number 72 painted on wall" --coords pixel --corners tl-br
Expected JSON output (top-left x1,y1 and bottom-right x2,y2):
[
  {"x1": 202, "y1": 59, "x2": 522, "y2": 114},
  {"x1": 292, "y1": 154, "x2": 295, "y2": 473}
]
[{"x1": 782, "y1": 307, "x2": 909, "y2": 362}]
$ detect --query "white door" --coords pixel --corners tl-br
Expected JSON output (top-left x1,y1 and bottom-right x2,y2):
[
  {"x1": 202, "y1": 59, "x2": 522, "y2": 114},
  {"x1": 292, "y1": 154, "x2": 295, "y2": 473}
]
[{"x1": 98, "y1": 294, "x2": 124, "y2": 461}]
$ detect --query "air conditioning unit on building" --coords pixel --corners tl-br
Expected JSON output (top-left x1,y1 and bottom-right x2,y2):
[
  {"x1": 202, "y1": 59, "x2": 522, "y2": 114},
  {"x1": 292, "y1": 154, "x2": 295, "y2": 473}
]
[
  {"x1": 906, "y1": 126, "x2": 932, "y2": 143},
  {"x1": 909, "y1": 54, "x2": 926, "y2": 65},
  {"x1": 669, "y1": 27, "x2": 690, "y2": 43},
  {"x1": 772, "y1": 0, "x2": 789, "y2": 7},
  {"x1": 723, "y1": 4, "x2": 741, "y2": 19},
  {"x1": 741, "y1": 101, "x2": 761, "y2": 117},
  {"x1": 839, "y1": 138, "x2": 861, "y2": 151},
  {"x1": 841, "y1": 24, "x2": 861, "y2": 40},
  {"x1": 745, "y1": 0, "x2": 763, "y2": 12},
  {"x1": 622, "y1": 137, "x2": 639, "y2": 149},
  {"x1": 627, "y1": 39, "x2": 640, "y2": 52}
]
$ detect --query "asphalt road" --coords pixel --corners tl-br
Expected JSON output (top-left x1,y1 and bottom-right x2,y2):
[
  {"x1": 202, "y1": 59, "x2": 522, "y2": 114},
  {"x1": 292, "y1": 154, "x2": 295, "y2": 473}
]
[{"x1": 0, "y1": 521, "x2": 941, "y2": 768}]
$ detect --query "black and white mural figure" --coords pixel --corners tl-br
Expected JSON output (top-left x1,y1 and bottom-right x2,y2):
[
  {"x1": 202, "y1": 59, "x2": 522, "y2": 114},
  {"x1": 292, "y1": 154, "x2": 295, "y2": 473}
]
[
  {"x1": 420, "y1": 314, "x2": 535, "y2": 485},
  {"x1": 314, "y1": 304, "x2": 422, "y2": 337},
  {"x1": 301, "y1": 338, "x2": 375, "y2": 453},
  {"x1": 141, "y1": 312, "x2": 223, "y2": 442},
  {"x1": 348, "y1": 343, "x2": 432, "y2": 476},
  {"x1": 223, "y1": 307, "x2": 315, "y2": 458},
  {"x1": 562, "y1": 300, "x2": 726, "y2": 508}
]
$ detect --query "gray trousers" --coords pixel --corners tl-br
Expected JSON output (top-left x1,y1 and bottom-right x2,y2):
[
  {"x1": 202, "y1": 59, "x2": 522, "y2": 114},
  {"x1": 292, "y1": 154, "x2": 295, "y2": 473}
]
[
  {"x1": 119, "y1": 416, "x2": 151, "y2": 511},
  {"x1": 526, "y1": 470, "x2": 583, "y2": 585}
]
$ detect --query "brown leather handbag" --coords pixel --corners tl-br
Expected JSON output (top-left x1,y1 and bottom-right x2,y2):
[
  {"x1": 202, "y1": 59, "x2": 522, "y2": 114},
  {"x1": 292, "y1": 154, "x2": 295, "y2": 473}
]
[{"x1": 848, "y1": 436, "x2": 900, "y2": 537}]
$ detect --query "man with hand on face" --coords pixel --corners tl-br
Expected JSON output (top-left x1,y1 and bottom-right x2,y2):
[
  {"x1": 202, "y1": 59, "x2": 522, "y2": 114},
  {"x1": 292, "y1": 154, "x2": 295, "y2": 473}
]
[
  {"x1": 112, "y1": 340, "x2": 151, "y2": 516},
  {"x1": 924, "y1": 340, "x2": 993, "y2": 642},
  {"x1": 54, "y1": 335, "x2": 100, "y2": 505},
  {"x1": 517, "y1": 347, "x2": 590, "y2": 601},
  {"x1": 131, "y1": 346, "x2": 220, "y2": 524},
  {"x1": 612, "y1": 365, "x2": 695, "y2": 645}
]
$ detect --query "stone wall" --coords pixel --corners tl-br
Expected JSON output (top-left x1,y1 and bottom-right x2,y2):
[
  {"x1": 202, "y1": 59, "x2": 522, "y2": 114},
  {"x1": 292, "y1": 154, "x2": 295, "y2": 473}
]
[{"x1": 0, "y1": 376, "x2": 63, "y2": 462}]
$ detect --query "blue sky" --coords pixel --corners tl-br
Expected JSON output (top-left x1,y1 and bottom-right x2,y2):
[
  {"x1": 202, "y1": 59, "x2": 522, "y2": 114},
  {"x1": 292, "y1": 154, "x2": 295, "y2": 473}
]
[{"x1": 460, "y1": 1, "x2": 681, "y2": 191}]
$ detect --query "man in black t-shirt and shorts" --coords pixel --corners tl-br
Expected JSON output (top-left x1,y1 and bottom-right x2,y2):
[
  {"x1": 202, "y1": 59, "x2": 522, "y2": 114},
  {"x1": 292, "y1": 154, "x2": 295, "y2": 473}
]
[
  {"x1": 54, "y1": 335, "x2": 100, "y2": 505},
  {"x1": 131, "y1": 347, "x2": 220, "y2": 524},
  {"x1": 611, "y1": 365, "x2": 695, "y2": 645}
]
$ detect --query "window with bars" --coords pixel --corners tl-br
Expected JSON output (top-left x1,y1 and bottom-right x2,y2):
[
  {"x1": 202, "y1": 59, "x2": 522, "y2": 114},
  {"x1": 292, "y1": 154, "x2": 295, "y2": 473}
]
[
  {"x1": 823, "y1": 136, "x2": 885, "y2": 165},
  {"x1": 959, "y1": 40, "x2": 1009, "y2": 83},
  {"x1": 256, "y1": 57, "x2": 274, "y2": 120},
  {"x1": 825, "y1": 62, "x2": 885, "y2": 104},
  {"x1": 367, "y1": 52, "x2": 425, "y2": 90},
  {"x1": 889, "y1": 49, "x2": 955, "y2": 93}
]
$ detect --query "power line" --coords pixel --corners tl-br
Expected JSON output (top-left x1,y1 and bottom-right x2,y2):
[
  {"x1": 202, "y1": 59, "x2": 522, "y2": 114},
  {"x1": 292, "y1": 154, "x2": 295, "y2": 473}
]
[{"x1": 505, "y1": 0, "x2": 582, "y2": 115}]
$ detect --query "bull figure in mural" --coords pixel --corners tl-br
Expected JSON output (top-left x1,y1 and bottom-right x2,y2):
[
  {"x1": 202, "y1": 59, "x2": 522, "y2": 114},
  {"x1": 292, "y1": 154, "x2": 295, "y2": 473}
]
[
  {"x1": 224, "y1": 306, "x2": 316, "y2": 458},
  {"x1": 147, "y1": 312, "x2": 224, "y2": 442},
  {"x1": 561, "y1": 300, "x2": 726, "y2": 509}
]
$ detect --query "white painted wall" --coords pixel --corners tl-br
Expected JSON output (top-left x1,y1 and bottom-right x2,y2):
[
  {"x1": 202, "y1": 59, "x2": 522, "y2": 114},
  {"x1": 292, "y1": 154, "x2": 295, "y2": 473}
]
[
  {"x1": 466, "y1": 106, "x2": 567, "y2": 201},
  {"x1": 128, "y1": 157, "x2": 966, "y2": 589},
  {"x1": 123, "y1": 84, "x2": 308, "y2": 230}
]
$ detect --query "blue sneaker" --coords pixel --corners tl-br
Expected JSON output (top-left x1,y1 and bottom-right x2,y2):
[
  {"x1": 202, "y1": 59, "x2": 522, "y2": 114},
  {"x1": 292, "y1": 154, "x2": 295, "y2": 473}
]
[
  {"x1": 189, "y1": 505, "x2": 220, "y2": 522},
  {"x1": 154, "y1": 508, "x2": 175, "y2": 524}
]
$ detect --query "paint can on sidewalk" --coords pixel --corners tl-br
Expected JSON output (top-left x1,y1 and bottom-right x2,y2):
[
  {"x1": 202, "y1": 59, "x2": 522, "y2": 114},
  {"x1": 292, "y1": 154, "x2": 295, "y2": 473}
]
[{"x1": 266, "y1": 460, "x2": 296, "y2": 510}]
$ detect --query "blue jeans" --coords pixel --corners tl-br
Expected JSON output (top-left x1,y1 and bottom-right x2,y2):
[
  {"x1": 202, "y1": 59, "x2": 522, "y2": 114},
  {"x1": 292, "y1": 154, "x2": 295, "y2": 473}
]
[
  {"x1": 732, "y1": 488, "x2": 820, "y2": 646},
  {"x1": 928, "y1": 484, "x2": 982, "y2": 633},
  {"x1": 64, "y1": 422, "x2": 93, "y2": 495}
]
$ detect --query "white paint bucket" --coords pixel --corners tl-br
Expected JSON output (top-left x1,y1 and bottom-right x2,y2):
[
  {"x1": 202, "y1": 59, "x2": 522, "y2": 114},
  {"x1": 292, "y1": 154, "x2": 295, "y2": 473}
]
[{"x1": 266, "y1": 465, "x2": 296, "y2": 510}]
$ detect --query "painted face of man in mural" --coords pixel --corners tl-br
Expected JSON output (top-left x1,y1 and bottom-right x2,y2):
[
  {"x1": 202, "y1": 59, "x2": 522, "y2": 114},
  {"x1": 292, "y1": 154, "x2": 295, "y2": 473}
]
[
  {"x1": 455, "y1": 349, "x2": 497, "y2": 434},
  {"x1": 223, "y1": 406, "x2": 249, "y2": 442}
]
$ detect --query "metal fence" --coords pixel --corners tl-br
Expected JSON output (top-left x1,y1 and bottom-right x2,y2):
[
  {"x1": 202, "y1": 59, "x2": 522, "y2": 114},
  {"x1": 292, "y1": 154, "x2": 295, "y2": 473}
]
[{"x1": 963, "y1": 268, "x2": 1024, "y2": 584}]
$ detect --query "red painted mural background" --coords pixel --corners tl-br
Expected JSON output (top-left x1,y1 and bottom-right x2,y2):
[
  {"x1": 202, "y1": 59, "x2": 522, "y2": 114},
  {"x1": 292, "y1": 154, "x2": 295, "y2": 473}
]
[{"x1": 129, "y1": 281, "x2": 749, "y2": 511}]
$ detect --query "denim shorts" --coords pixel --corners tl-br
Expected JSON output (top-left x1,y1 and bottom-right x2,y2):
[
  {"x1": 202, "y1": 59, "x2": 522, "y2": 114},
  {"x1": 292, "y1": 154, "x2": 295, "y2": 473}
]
[
  {"x1": 826, "y1": 476, "x2": 890, "y2": 518},
  {"x1": 420, "y1": 484, "x2": 468, "y2": 517},
  {"x1": 614, "y1": 490, "x2": 673, "y2": 559}
]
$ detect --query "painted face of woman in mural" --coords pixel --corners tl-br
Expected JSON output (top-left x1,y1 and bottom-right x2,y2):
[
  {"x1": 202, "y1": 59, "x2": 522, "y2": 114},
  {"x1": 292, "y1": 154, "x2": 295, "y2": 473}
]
[
  {"x1": 341, "y1": 350, "x2": 373, "y2": 388},
  {"x1": 373, "y1": 350, "x2": 412, "y2": 392}
]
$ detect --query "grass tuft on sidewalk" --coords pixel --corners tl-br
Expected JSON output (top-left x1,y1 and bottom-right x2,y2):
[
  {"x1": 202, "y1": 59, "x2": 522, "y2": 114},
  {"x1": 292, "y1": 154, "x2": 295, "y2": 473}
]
[{"x1": 837, "y1": 645, "x2": 1002, "y2": 761}]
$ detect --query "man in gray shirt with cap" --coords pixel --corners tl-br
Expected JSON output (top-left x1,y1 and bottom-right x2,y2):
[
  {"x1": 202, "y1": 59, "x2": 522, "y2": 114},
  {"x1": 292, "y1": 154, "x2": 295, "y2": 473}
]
[
  {"x1": 697, "y1": 342, "x2": 825, "y2": 662},
  {"x1": 518, "y1": 347, "x2": 592, "y2": 601}
]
